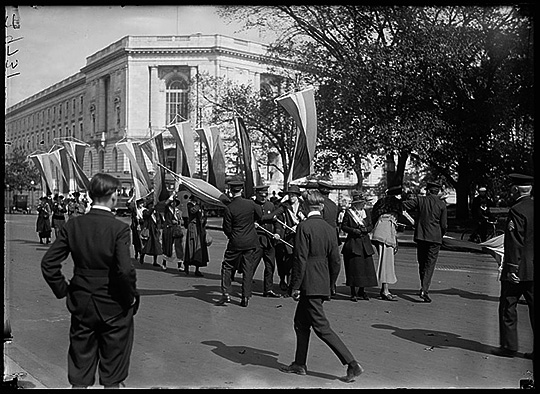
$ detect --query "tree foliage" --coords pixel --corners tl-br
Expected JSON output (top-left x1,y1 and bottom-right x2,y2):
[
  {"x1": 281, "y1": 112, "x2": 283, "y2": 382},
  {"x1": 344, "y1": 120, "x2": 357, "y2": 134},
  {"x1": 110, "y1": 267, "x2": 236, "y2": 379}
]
[{"x1": 4, "y1": 147, "x2": 41, "y2": 192}]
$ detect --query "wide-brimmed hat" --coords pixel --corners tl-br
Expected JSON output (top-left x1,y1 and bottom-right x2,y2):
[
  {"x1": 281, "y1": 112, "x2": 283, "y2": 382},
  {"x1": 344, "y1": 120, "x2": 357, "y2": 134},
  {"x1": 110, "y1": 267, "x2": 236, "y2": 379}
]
[
  {"x1": 317, "y1": 180, "x2": 333, "y2": 192},
  {"x1": 426, "y1": 181, "x2": 442, "y2": 190},
  {"x1": 350, "y1": 191, "x2": 368, "y2": 204},
  {"x1": 286, "y1": 185, "x2": 302, "y2": 195},
  {"x1": 386, "y1": 185, "x2": 402, "y2": 195}
]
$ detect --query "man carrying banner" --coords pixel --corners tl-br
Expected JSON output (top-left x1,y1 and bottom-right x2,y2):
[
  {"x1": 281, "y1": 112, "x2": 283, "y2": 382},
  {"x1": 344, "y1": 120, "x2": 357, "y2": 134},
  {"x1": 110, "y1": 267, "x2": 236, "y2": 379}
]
[
  {"x1": 252, "y1": 185, "x2": 281, "y2": 298},
  {"x1": 218, "y1": 180, "x2": 263, "y2": 307}
]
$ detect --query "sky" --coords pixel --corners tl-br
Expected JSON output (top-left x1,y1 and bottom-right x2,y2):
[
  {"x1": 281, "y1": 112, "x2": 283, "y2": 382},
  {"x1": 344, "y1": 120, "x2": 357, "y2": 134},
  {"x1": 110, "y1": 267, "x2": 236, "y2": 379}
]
[{"x1": 5, "y1": 5, "x2": 269, "y2": 108}]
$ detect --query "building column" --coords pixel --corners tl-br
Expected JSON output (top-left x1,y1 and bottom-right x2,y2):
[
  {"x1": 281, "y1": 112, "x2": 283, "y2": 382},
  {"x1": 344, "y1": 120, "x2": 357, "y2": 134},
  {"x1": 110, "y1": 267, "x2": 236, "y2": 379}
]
[
  {"x1": 149, "y1": 65, "x2": 160, "y2": 131},
  {"x1": 97, "y1": 78, "x2": 106, "y2": 134}
]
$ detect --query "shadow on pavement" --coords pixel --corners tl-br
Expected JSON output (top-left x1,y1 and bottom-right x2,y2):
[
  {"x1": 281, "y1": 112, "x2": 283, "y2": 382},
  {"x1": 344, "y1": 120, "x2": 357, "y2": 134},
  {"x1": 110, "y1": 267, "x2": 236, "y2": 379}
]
[
  {"x1": 201, "y1": 340, "x2": 339, "y2": 381},
  {"x1": 371, "y1": 323, "x2": 520, "y2": 358}
]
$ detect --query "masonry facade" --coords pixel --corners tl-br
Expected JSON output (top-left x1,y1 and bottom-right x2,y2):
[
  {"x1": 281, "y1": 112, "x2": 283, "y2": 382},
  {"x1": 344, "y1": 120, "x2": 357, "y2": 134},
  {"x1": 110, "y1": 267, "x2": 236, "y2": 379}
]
[{"x1": 5, "y1": 34, "x2": 285, "y2": 190}]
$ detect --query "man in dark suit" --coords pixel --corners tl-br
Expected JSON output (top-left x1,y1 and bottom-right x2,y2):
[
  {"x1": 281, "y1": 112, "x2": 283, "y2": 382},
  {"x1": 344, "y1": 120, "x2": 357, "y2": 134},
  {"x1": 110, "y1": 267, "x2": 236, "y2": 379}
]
[
  {"x1": 318, "y1": 180, "x2": 341, "y2": 296},
  {"x1": 41, "y1": 173, "x2": 139, "y2": 388},
  {"x1": 280, "y1": 190, "x2": 364, "y2": 383},
  {"x1": 252, "y1": 185, "x2": 281, "y2": 298},
  {"x1": 402, "y1": 181, "x2": 447, "y2": 303},
  {"x1": 218, "y1": 180, "x2": 263, "y2": 307},
  {"x1": 492, "y1": 173, "x2": 534, "y2": 359}
]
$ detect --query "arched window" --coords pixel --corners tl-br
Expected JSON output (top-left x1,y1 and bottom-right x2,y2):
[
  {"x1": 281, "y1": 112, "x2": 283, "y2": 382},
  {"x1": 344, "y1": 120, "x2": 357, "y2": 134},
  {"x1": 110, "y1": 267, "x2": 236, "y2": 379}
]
[
  {"x1": 112, "y1": 148, "x2": 118, "y2": 172},
  {"x1": 88, "y1": 151, "x2": 93, "y2": 176},
  {"x1": 166, "y1": 78, "x2": 188, "y2": 124},
  {"x1": 99, "y1": 150, "x2": 105, "y2": 172}
]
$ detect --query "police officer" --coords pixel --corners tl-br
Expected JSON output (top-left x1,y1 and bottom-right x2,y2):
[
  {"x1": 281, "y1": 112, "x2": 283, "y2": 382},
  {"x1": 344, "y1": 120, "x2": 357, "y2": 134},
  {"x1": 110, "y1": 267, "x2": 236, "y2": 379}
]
[
  {"x1": 492, "y1": 173, "x2": 534, "y2": 359},
  {"x1": 253, "y1": 185, "x2": 281, "y2": 298},
  {"x1": 218, "y1": 180, "x2": 263, "y2": 307}
]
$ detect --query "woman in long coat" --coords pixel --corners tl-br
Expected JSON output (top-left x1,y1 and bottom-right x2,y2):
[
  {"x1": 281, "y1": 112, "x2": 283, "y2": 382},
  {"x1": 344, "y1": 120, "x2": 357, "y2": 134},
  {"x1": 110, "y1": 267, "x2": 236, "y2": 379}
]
[
  {"x1": 127, "y1": 198, "x2": 145, "y2": 260},
  {"x1": 371, "y1": 185, "x2": 404, "y2": 301},
  {"x1": 161, "y1": 196, "x2": 184, "y2": 271},
  {"x1": 184, "y1": 195, "x2": 209, "y2": 276},
  {"x1": 36, "y1": 196, "x2": 52, "y2": 244},
  {"x1": 140, "y1": 199, "x2": 164, "y2": 268},
  {"x1": 340, "y1": 191, "x2": 378, "y2": 301}
]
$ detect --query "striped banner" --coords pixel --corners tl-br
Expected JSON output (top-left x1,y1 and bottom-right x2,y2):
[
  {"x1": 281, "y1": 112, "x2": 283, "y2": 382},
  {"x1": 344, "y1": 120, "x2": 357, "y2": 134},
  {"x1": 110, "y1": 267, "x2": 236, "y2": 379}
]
[
  {"x1": 167, "y1": 122, "x2": 196, "y2": 177},
  {"x1": 210, "y1": 125, "x2": 226, "y2": 192},
  {"x1": 62, "y1": 140, "x2": 90, "y2": 191},
  {"x1": 116, "y1": 140, "x2": 152, "y2": 201},
  {"x1": 29, "y1": 153, "x2": 55, "y2": 195},
  {"x1": 234, "y1": 117, "x2": 262, "y2": 198},
  {"x1": 275, "y1": 87, "x2": 318, "y2": 183},
  {"x1": 49, "y1": 148, "x2": 70, "y2": 194}
]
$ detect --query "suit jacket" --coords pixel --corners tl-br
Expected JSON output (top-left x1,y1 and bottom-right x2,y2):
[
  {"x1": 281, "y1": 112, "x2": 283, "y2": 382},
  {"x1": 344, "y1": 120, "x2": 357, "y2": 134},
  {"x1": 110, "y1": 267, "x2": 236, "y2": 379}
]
[
  {"x1": 255, "y1": 199, "x2": 277, "y2": 248},
  {"x1": 41, "y1": 208, "x2": 138, "y2": 321},
  {"x1": 403, "y1": 194, "x2": 447, "y2": 244},
  {"x1": 340, "y1": 208, "x2": 375, "y2": 256},
  {"x1": 291, "y1": 213, "x2": 341, "y2": 298},
  {"x1": 501, "y1": 195, "x2": 534, "y2": 281},
  {"x1": 222, "y1": 196, "x2": 263, "y2": 250}
]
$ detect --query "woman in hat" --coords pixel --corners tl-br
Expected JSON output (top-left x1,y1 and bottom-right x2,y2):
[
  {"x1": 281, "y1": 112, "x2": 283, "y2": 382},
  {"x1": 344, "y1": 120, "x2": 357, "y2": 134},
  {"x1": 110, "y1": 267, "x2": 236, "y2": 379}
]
[
  {"x1": 371, "y1": 186, "x2": 406, "y2": 301},
  {"x1": 269, "y1": 185, "x2": 306, "y2": 293},
  {"x1": 36, "y1": 196, "x2": 52, "y2": 244},
  {"x1": 183, "y1": 195, "x2": 209, "y2": 276},
  {"x1": 127, "y1": 196, "x2": 145, "y2": 260},
  {"x1": 162, "y1": 195, "x2": 185, "y2": 272},
  {"x1": 340, "y1": 191, "x2": 378, "y2": 301},
  {"x1": 139, "y1": 199, "x2": 164, "y2": 267}
]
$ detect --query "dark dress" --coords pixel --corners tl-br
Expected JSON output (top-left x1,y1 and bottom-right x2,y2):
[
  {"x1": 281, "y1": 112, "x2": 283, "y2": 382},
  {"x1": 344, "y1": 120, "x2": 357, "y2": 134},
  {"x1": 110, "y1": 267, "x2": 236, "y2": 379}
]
[
  {"x1": 340, "y1": 208, "x2": 378, "y2": 287},
  {"x1": 141, "y1": 206, "x2": 163, "y2": 256},
  {"x1": 36, "y1": 202, "x2": 52, "y2": 239},
  {"x1": 184, "y1": 200, "x2": 209, "y2": 268}
]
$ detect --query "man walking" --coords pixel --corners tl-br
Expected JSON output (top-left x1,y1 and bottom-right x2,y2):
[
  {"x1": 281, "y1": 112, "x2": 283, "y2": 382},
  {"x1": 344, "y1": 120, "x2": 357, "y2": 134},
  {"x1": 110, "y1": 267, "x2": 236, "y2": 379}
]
[
  {"x1": 492, "y1": 173, "x2": 534, "y2": 359},
  {"x1": 218, "y1": 179, "x2": 263, "y2": 307},
  {"x1": 253, "y1": 185, "x2": 281, "y2": 298},
  {"x1": 41, "y1": 173, "x2": 139, "y2": 388},
  {"x1": 280, "y1": 190, "x2": 364, "y2": 383},
  {"x1": 402, "y1": 181, "x2": 447, "y2": 303}
]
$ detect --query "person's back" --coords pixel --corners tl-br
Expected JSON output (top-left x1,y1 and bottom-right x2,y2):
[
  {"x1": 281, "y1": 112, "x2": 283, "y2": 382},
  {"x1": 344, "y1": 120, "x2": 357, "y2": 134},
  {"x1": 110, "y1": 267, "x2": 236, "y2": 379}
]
[
  {"x1": 223, "y1": 196, "x2": 261, "y2": 250},
  {"x1": 404, "y1": 193, "x2": 447, "y2": 243}
]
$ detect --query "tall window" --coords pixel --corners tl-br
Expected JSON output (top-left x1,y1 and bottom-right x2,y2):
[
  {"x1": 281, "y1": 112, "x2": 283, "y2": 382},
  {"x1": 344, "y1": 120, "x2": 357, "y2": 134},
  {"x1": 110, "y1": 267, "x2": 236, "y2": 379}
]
[
  {"x1": 112, "y1": 148, "x2": 118, "y2": 172},
  {"x1": 99, "y1": 150, "x2": 105, "y2": 172},
  {"x1": 88, "y1": 151, "x2": 93, "y2": 175},
  {"x1": 166, "y1": 78, "x2": 188, "y2": 124}
]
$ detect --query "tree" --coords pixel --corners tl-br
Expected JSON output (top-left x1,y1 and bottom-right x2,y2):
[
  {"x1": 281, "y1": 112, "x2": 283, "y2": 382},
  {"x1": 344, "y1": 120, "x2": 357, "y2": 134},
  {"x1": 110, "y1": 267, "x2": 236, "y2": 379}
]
[{"x1": 4, "y1": 147, "x2": 41, "y2": 193}]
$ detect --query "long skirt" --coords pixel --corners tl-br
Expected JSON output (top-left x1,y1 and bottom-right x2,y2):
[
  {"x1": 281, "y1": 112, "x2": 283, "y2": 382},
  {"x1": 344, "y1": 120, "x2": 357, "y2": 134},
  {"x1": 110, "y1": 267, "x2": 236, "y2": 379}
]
[
  {"x1": 373, "y1": 240, "x2": 397, "y2": 284},
  {"x1": 343, "y1": 251, "x2": 378, "y2": 287}
]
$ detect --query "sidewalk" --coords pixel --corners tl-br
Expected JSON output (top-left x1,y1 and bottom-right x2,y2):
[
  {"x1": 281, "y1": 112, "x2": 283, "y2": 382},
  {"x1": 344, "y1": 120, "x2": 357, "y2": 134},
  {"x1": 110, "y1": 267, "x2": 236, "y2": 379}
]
[{"x1": 3, "y1": 352, "x2": 46, "y2": 389}]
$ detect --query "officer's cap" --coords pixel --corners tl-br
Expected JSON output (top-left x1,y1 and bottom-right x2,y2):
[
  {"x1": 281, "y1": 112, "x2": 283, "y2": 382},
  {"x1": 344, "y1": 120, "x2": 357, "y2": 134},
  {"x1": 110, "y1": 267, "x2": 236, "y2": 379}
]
[
  {"x1": 509, "y1": 173, "x2": 534, "y2": 186},
  {"x1": 386, "y1": 185, "x2": 402, "y2": 195}
]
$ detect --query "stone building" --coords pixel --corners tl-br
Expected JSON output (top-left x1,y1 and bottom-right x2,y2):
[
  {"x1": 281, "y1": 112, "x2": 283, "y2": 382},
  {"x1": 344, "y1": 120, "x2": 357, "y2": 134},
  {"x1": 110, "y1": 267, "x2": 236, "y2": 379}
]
[{"x1": 5, "y1": 34, "x2": 288, "y2": 192}]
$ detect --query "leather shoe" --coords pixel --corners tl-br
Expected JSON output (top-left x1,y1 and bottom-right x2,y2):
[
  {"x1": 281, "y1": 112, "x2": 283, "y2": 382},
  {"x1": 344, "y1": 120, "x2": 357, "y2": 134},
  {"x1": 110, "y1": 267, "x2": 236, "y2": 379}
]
[
  {"x1": 264, "y1": 291, "x2": 281, "y2": 298},
  {"x1": 491, "y1": 347, "x2": 516, "y2": 358},
  {"x1": 216, "y1": 295, "x2": 231, "y2": 306},
  {"x1": 359, "y1": 292, "x2": 370, "y2": 301},
  {"x1": 342, "y1": 361, "x2": 364, "y2": 383},
  {"x1": 419, "y1": 292, "x2": 432, "y2": 303},
  {"x1": 524, "y1": 352, "x2": 533, "y2": 360},
  {"x1": 350, "y1": 296, "x2": 358, "y2": 302},
  {"x1": 279, "y1": 362, "x2": 307, "y2": 375},
  {"x1": 240, "y1": 297, "x2": 249, "y2": 307}
]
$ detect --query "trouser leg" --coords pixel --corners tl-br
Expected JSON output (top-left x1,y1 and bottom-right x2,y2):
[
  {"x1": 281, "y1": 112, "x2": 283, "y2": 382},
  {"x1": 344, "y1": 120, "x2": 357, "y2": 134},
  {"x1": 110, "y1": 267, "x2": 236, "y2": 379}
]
[
  {"x1": 498, "y1": 280, "x2": 521, "y2": 351},
  {"x1": 422, "y1": 242, "x2": 440, "y2": 293},
  {"x1": 241, "y1": 248, "x2": 258, "y2": 298},
  {"x1": 263, "y1": 247, "x2": 276, "y2": 293}
]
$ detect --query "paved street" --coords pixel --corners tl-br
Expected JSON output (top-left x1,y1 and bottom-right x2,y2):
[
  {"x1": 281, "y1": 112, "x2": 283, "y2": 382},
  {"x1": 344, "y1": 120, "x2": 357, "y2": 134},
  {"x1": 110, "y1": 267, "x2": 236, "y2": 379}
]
[{"x1": 3, "y1": 213, "x2": 534, "y2": 389}]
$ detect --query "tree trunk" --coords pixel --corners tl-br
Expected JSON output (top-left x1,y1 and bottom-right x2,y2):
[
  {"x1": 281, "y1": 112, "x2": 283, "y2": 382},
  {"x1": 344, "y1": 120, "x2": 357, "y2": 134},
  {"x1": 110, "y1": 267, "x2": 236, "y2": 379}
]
[
  {"x1": 354, "y1": 167, "x2": 364, "y2": 190},
  {"x1": 386, "y1": 151, "x2": 408, "y2": 188}
]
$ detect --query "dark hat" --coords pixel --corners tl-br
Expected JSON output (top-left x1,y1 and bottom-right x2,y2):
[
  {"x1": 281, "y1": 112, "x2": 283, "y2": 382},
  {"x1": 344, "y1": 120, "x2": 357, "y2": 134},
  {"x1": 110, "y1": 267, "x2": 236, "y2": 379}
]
[
  {"x1": 227, "y1": 180, "x2": 244, "y2": 187},
  {"x1": 350, "y1": 191, "x2": 368, "y2": 203},
  {"x1": 40, "y1": 196, "x2": 49, "y2": 201},
  {"x1": 386, "y1": 185, "x2": 402, "y2": 195},
  {"x1": 426, "y1": 181, "x2": 442, "y2": 190},
  {"x1": 509, "y1": 173, "x2": 533, "y2": 186},
  {"x1": 317, "y1": 180, "x2": 333, "y2": 190},
  {"x1": 72, "y1": 191, "x2": 81, "y2": 197},
  {"x1": 254, "y1": 185, "x2": 269, "y2": 193},
  {"x1": 286, "y1": 185, "x2": 302, "y2": 195}
]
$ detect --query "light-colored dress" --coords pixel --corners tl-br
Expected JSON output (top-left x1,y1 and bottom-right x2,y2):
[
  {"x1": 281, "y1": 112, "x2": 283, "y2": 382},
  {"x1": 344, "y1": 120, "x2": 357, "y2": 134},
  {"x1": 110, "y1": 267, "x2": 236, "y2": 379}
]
[{"x1": 371, "y1": 213, "x2": 398, "y2": 284}]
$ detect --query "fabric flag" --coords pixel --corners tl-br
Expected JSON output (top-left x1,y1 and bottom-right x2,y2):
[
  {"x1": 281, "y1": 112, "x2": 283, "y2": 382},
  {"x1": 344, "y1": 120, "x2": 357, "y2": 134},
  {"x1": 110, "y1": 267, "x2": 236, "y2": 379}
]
[
  {"x1": 62, "y1": 140, "x2": 90, "y2": 191},
  {"x1": 157, "y1": 163, "x2": 230, "y2": 207},
  {"x1": 195, "y1": 126, "x2": 216, "y2": 186},
  {"x1": 141, "y1": 130, "x2": 170, "y2": 203},
  {"x1": 167, "y1": 121, "x2": 196, "y2": 177},
  {"x1": 441, "y1": 234, "x2": 504, "y2": 266},
  {"x1": 116, "y1": 140, "x2": 152, "y2": 201},
  {"x1": 275, "y1": 86, "x2": 318, "y2": 183},
  {"x1": 29, "y1": 153, "x2": 55, "y2": 195},
  {"x1": 210, "y1": 125, "x2": 227, "y2": 192},
  {"x1": 49, "y1": 148, "x2": 70, "y2": 194},
  {"x1": 234, "y1": 117, "x2": 262, "y2": 198}
]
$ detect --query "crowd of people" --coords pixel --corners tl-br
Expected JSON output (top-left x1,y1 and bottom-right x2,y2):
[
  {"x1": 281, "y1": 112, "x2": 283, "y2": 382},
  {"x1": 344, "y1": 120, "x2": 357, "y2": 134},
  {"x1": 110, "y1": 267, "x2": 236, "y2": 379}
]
[{"x1": 37, "y1": 171, "x2": 534, "y2": 388}]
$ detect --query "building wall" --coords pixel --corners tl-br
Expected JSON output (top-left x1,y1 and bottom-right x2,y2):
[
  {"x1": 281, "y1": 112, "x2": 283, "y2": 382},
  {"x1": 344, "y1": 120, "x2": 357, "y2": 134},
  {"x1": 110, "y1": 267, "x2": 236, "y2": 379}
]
[{"x1": 5, "y1": 34, "x2": 282, "y2": 191}]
